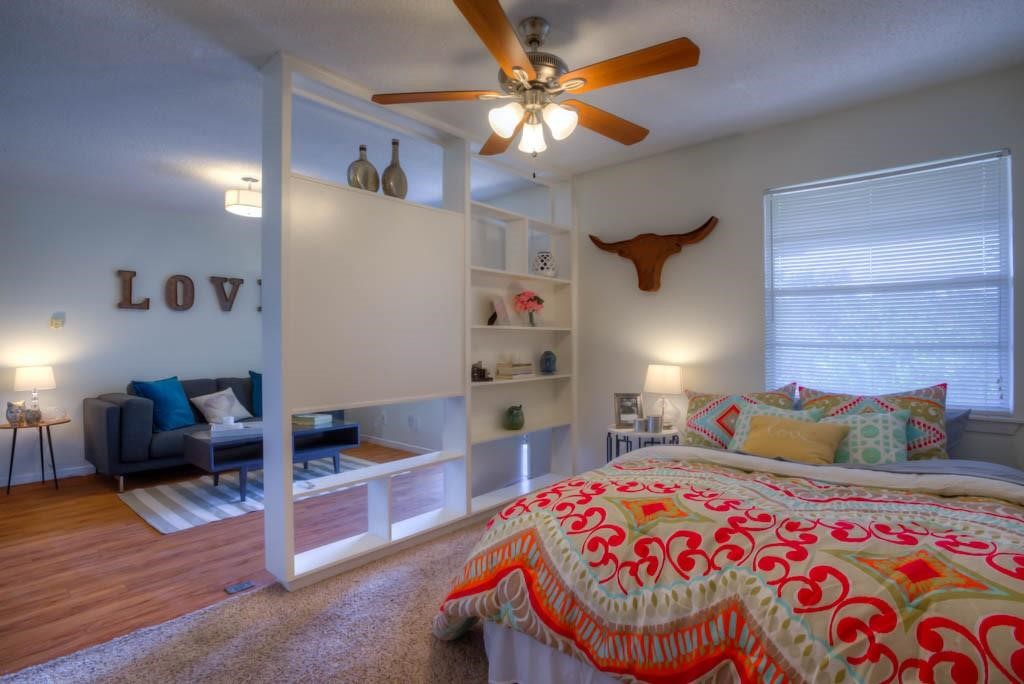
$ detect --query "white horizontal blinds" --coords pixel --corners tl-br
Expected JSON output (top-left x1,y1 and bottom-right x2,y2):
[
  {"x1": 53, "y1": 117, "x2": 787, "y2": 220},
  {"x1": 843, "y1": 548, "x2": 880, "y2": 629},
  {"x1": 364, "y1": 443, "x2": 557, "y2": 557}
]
[{"x1": 765, "y1": 151, "x2": 1012, "y2": 411}]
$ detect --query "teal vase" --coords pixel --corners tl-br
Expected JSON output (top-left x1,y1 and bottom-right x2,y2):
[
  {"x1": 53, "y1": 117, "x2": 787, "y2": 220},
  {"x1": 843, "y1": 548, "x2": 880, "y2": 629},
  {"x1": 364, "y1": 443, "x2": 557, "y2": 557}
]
[{"x1": 503, "y1": 405, "x2": 525, "y2": 430}]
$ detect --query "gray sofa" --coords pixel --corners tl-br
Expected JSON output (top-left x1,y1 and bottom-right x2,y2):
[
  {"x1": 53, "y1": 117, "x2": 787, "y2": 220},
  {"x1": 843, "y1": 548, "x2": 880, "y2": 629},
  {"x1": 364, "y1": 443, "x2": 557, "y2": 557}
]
[{"x1": 83, "y1": 377, "x2": 255, "y2": 491}]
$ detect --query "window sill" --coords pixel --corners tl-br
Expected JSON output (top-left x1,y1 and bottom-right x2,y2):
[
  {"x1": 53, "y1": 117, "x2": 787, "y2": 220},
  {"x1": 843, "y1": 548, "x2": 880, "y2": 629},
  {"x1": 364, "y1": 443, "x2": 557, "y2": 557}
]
[{"x1": 966, "y1": 413, "x2": 1024, "y2": 436}]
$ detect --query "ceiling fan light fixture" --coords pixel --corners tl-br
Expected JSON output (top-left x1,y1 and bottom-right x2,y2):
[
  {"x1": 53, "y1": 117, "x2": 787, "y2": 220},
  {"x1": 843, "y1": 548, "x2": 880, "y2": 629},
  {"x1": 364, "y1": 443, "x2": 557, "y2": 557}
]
[
  {"x1": 225, "y1": 177, "x2": 261, "y2": 218},
  {"x1": 542, "y1": 102, "x2": 578, "y2": 141},
  {"x1": 488, "y1": 101, "x2": 525, "y2": 139},
  {"x1": 518, "y1": 120, "x2": 547, "y2": 155}
]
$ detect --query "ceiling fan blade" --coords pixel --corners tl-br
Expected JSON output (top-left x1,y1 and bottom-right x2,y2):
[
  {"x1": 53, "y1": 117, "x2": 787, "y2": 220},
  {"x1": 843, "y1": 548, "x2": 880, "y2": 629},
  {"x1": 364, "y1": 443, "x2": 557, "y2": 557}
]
[
  {"x1": 560, "y1": 37, "x2": 699, "y2": 94},
  {"x1": 453, "y1": 0, "x2": 537, "y2": 81},
  {"x1": 371, "y1": 90, "x2": 501, "y2": 105},
  {"x1": 478, "y1": 115, "x2": 525, "y2": 156},
  {"x1": 562, "y1": 100, "x2": 649, "y2": 145}
]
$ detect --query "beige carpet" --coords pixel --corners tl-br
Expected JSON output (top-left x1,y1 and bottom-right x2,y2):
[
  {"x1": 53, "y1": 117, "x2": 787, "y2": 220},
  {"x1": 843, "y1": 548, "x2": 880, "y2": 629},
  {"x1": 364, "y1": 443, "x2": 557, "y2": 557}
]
[{"x1": 4, "y1": 526, "x2": 489, "y2": 683}]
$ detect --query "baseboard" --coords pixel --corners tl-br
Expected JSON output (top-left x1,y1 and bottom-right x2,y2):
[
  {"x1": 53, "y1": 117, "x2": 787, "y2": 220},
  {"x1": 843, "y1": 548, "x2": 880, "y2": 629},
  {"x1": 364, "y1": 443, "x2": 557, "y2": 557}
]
[
  {"x1": 8, "y1": 464, "x2": 97, "y2": 486},
  {"x1": 361, "y1": 435, "x2": 434, "y2": 455}
]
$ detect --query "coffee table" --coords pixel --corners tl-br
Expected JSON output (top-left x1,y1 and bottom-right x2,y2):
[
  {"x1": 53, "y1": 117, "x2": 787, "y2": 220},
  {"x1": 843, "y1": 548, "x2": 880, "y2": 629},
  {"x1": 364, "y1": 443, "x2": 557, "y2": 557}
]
[{"x1": 184, "y1": 420, "x2": 359, "y2": 501}]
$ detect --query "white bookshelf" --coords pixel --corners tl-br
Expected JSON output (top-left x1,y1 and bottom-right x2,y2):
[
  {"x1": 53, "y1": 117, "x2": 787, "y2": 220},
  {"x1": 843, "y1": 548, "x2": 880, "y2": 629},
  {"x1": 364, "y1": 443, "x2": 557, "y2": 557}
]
[
  {"x1": 262, "y1": 53, "x2": 577, "y2": 590},
  {"x1": 466, "y1": 187, "x2": 578, "y2": 511}
]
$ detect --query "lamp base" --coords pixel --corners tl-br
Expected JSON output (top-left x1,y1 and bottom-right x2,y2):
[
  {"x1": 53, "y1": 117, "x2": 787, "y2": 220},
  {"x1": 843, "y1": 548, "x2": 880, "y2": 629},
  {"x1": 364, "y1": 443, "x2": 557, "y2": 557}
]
[{"x1": 651, "y1": 396, "x2": 681, "y2": 429}]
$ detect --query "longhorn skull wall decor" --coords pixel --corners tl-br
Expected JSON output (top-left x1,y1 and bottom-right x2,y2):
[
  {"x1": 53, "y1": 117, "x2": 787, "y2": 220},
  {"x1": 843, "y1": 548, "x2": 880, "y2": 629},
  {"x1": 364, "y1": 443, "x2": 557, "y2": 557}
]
[{"x1": 589, "y1": 217, "x2": 718, "y2": 292}]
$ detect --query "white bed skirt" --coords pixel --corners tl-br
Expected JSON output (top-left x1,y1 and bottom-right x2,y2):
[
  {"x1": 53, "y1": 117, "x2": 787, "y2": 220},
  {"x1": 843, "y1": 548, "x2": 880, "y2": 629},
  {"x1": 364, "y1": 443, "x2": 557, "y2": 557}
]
[{"x1": 483, "y1": 621, "x2": 619, "y2": 684}]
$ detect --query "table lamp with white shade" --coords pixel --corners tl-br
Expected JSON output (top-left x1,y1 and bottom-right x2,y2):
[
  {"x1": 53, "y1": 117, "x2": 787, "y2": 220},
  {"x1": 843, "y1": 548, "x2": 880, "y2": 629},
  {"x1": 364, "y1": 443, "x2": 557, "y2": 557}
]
[
  {"x1": 643, "y1": 364, "x2": 682, "y2": 429},
  {"x1": 15, "y1": 366, "x2": 56, "y2": 410}
]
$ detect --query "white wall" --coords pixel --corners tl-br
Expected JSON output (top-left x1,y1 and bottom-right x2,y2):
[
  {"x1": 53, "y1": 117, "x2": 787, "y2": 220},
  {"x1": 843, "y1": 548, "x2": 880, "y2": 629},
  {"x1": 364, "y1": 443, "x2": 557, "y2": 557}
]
[
  {"x1": 0, "y1": 189, "x2": 261, "y2": 484},
  {"x1": 346, "y1": 399, "x2": 447, "y2": 453},
  {"x1": 575, "y1": 63, "x2": 1024, "y2": 472}
]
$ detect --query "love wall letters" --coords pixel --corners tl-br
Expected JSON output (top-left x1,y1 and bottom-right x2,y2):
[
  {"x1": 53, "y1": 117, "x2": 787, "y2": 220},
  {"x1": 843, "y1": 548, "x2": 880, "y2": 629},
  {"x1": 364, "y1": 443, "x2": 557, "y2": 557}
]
[{"x1": 116, "y1": 270, "x2": 258, "y2": 312}]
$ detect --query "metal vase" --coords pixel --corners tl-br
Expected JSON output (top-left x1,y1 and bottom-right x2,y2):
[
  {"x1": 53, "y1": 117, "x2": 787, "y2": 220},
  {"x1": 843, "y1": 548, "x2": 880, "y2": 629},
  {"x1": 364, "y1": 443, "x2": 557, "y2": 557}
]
[
  {"x1": 381, "y1": 138, "x2": 408, "y2": 199},
  {"x1": 347, "y1": 145, "x2": 379, "y2": 192}
]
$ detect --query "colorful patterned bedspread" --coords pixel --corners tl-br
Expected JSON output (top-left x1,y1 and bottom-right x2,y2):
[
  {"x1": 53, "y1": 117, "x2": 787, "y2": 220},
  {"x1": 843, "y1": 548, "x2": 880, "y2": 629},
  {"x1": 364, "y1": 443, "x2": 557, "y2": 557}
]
[{"x1": 434, "y1": 448, "x2": 1024, "y2": 683}]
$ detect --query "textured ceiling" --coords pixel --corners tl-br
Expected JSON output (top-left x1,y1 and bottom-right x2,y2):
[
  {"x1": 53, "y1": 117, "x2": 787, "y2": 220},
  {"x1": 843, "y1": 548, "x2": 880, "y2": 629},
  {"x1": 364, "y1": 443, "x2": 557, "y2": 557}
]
[{"x1": 2, "y1": 0, "x2": 1023, "y2": 213}]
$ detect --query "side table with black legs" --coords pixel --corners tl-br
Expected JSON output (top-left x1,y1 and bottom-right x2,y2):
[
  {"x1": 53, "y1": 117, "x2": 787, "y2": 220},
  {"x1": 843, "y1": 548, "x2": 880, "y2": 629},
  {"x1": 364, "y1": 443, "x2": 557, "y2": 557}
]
[
  {"x1": 606, "y1": 425, "x2": 680, "y2": 463},
  {"x1": 3, "y1": 417, "x2": 70, "y2": 494}
]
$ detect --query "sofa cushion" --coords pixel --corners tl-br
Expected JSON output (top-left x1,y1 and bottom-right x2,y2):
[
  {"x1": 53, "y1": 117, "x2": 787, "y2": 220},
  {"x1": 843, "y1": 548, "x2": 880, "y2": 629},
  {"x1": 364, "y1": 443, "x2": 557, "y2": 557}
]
[
  {"x1": 248, "y1": 371, "x2": 262, "y2": 418},
  {"x1": 218, "y1": 377, "x2": 253, "y2": 415},
  {"x1": 149, "y1": 423, "x2": 208, "y2": 461}
]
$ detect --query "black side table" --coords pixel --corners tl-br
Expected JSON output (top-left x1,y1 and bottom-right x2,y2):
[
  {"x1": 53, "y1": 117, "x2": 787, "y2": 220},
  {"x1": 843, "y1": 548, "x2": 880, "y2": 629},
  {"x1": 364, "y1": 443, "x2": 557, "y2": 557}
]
[
  {"x1": 3, "y1": 417, "x2": 69, "y2": 494},
  {"x1": 606, "y1": 426, "x2": 681, "y2": 463}
]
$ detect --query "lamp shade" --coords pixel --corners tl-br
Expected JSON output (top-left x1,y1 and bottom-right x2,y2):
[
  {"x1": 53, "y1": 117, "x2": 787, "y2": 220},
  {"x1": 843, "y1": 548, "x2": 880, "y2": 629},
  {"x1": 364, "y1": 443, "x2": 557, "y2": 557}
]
[
  {"x1": 542, "y1": 102, "x2": 578, "y2": 141},
  {"x1": 224, "y1": 188, "x2": 262, "y2": 218},
  {"x1": 488, "y1": 101, "x2": 525, "y2": 139},
  {"x1": 643, "y1": 364, "x2": 682, "y2": 396},
  {"x1": 14, "y1": 366, "x2": 56, "y2": 392}
]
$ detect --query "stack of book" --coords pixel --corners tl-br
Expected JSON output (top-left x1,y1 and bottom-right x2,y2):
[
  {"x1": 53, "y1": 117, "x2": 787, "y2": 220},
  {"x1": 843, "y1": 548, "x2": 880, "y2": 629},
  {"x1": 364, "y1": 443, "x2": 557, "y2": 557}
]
[
  {"x1": 495, "y1": 362, "x2": 535, "y2": 380},
  {"x1": 292, "y1": 413, "x2": 333, "y2": 428}
]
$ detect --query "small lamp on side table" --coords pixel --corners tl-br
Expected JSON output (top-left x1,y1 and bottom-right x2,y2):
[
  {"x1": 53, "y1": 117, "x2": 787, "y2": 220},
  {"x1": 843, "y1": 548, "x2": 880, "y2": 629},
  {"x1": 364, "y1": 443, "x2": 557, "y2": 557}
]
[
  {"x1": 643, "y1": 364, "x2": 682, "y2": 429},
  {"x1": 14, "y1": 366, "x2": 56, "y2": 426}
]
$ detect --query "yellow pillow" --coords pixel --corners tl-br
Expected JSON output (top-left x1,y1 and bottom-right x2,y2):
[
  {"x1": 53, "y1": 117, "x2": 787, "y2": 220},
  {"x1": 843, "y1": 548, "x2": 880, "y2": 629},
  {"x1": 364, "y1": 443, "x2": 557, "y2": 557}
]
[{"x1": 741, "y1": 415, "x2": 849, "y2": 465}]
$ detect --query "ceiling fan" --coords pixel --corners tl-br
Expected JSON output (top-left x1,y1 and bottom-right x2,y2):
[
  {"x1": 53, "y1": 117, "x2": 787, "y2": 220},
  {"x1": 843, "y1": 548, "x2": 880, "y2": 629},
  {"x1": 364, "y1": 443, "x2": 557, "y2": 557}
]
[{"x1": 371, "y1": 0, "x2": 701, "y2": 157}]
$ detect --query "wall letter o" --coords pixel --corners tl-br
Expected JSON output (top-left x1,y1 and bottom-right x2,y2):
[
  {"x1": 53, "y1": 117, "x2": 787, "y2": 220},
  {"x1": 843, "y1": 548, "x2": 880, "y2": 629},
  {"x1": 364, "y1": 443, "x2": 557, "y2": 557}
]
[{"x1": 165, "y1": 275, "x2": 195, "y2": 311}]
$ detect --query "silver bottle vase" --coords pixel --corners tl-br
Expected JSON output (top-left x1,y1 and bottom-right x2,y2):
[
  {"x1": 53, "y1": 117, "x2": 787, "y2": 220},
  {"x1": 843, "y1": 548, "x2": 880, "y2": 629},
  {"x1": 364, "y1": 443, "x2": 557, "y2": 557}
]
[
  {"x1": 381, "y1": 138, "x2": 408, "y2": 199},
  {"x1": 347, "y1": 145, "x2": 379, "y2": 192}
]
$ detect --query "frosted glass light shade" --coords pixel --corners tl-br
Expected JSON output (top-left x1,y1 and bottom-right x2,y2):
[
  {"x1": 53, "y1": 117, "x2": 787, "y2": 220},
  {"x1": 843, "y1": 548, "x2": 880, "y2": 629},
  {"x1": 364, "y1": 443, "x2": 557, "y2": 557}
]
[
  {"x1": 542, "y1": 102, "x2": 578, "y2": 140},
  {"x1": 644, "y1": 364, "x2": 682, "y2": 395},
  {"x1": 14, "y1": 366, "x2": 56, "y2": 392},
  {"x1": 518, "y1": 122, "x2": 547, "y2": 154},
  {"x1": 224, "y1": 188, "x2": 262, "y2": 218},
  {"x1": 487, "y1": 102, "x2": 525, "y2": 139}
]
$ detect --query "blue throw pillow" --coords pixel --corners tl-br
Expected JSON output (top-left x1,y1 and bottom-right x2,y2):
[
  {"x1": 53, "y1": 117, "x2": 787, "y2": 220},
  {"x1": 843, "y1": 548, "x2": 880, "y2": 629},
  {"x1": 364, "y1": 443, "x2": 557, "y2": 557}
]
[
  {"x1": 249, "y1": 370, "x2": 262, "y2": 418},
  {"x1": 131, "y1": 376, "x2": 195, "y2": 432}
]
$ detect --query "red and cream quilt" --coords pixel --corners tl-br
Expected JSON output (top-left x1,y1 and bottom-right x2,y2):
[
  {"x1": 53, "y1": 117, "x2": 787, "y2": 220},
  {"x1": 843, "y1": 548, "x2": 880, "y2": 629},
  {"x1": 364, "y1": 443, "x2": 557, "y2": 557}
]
[{"x1": 434, "y1": 447, "x2": 1024, "y2": 683}]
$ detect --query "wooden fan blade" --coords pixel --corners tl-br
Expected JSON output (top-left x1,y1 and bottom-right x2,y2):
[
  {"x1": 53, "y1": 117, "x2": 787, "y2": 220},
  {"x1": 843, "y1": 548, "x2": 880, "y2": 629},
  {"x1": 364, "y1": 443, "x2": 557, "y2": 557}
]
[
  {"x1": 371, "y1": 90, "x2": 501, "y2": 105},
  {"x1": 560, "y1": 37, "x2": 699, "y2": 94},
  {"x1": 562, "y1": 100, "x2": 649, "y2": 145},
  {"x1": 453, "y1": 0, "x2": 537, "y2": 81},
  {"x1": 478, "y1": 115, "x2": 525, "y2": 156}
]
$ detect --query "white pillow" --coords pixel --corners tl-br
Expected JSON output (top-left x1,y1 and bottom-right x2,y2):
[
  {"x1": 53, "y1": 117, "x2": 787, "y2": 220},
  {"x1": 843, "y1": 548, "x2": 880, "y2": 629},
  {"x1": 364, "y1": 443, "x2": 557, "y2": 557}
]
[{"x1": 190, "y1": 387, "x2": 253, "y2": 424}]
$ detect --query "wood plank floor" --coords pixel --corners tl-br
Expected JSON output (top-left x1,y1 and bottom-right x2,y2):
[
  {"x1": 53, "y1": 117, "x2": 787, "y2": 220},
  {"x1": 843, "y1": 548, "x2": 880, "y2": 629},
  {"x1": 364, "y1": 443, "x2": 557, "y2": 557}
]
[{"x1": 0, "y1": 443, "x2": 443, "y2": 675}]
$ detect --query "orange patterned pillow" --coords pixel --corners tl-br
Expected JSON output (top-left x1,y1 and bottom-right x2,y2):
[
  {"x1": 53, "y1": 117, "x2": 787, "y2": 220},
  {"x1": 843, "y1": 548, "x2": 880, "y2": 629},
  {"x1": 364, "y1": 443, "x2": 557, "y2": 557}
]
[{"x1": 684, "y1": 383, "x2": 797, "y2": 450}]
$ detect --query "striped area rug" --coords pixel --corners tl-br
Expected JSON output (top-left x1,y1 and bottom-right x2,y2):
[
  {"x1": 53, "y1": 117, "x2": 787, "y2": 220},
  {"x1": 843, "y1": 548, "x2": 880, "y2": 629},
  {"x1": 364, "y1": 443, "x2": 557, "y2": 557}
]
[{"x1": 118, "y1": 457, "x2": 370, "y2": 534}]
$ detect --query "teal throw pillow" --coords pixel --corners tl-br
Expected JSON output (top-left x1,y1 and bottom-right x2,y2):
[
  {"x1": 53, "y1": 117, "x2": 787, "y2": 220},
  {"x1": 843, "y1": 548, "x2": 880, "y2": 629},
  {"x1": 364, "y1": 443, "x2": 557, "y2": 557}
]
[
  {"x1": 822, "y1": 410, "x2": 910, "y2": 465},
  {"x1": 131, "y1": 376, "x2": 195, "y2": 432},
  {"x1": 249, "y1": 370, "x2": 263, "y2": 418}
]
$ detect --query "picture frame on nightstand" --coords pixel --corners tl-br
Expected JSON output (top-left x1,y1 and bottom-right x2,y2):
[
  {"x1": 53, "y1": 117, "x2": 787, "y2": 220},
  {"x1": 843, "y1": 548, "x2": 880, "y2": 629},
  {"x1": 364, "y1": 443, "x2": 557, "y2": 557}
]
[{"x1": 614, "y1": 393, "x2": 644, "y2": 429}]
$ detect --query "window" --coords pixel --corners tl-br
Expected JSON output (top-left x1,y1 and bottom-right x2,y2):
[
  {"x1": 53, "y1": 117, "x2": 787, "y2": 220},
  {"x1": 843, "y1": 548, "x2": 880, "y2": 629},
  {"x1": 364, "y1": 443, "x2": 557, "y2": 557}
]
[{"x1": 764, "y1": 151, "x2": 1012, "y2": 412}]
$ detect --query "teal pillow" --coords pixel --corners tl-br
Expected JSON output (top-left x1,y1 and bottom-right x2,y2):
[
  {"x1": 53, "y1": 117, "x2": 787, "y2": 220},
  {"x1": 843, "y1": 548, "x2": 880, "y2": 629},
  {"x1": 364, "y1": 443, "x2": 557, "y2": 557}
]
[
  {"x1": 249, "y1": 370, "x2": 262, "y2": 418},
  {"x1": 822, "y1": 410, "x2": 910, "y2": 465},
  {"x1": 131, "y1": 376, "x2": 195, "y2": 432},
  {"x1": 727, "y1": 405, "x2": 824, "y2": 452}
]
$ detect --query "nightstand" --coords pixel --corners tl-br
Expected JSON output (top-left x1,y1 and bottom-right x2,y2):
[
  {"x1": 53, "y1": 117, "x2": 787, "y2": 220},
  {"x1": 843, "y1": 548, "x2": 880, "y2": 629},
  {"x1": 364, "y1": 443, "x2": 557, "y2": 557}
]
[{"x1": 606, "y1": 425, "x2": 680, "y2": 463}]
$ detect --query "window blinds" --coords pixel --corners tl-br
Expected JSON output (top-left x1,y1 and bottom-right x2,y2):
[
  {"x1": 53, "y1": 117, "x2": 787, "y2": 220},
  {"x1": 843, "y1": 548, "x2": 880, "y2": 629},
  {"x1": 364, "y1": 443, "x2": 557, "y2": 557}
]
[{"x1": 764, "y1": 151, "x2": 1012, "y2": 411}]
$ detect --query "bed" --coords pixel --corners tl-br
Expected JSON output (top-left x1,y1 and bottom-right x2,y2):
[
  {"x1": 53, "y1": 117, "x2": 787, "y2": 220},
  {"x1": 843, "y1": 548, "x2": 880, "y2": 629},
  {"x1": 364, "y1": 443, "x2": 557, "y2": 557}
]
[{"x1": 434, "y1": 446, "x2": 1024, "y2": 683}]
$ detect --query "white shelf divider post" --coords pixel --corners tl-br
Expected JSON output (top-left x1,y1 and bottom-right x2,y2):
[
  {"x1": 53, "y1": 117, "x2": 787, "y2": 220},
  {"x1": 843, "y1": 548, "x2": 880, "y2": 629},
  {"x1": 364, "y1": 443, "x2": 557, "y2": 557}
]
[
  {"x1": 261, "y1": 53, "x2": 296, "y2": 584},
  {"x1": 367, "y1": 478, "x2": 392, "y2": 541}
]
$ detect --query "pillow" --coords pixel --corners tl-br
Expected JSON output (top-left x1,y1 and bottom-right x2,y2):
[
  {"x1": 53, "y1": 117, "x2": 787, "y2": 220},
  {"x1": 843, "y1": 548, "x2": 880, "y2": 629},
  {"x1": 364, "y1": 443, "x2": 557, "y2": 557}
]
[
  {"x1": 249, "y1": 370, "x2": 263, "y2": 418},
  {"x1": 131, "y1": 376, "x2": 195, "y2": 432},
  {"x1": 945, "y1": 409, "x2": 972, "y2": 453},
  {"x1": 190, "y1": 387, "x2": 253, "y2": 424},
  {"x1": 727, "y1": 405, "x2": 824, "y2": 452},
  {"x1": 821, "y1": 410, "x2": 910, "y2": 465},
  {"x1": 684, "y1": 383, "x2": 796, "y2": 450},
  {"x1": 741, "y1": 415, "x2": 849, "y2": 465},
  {"x1": 799, "y1": 384, "x2": 948, "y2": 460}
]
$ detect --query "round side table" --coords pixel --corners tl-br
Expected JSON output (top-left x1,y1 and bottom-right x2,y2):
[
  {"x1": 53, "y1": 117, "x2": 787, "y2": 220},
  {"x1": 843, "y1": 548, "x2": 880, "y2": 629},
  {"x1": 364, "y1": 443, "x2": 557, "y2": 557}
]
[
  {"x1": 2, "y1": 417, "x2": 70, "y2": 494},
  {"x1": 606, "y1": 425, "x2": 680, "y2": 463}
]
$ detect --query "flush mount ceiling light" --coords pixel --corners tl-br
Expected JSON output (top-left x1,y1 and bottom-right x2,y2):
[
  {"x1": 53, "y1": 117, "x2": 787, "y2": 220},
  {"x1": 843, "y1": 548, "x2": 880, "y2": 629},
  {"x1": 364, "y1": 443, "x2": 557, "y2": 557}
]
[
  {"x1": 224, "y1": 176, "x2": 261, "y2": 218},
  {"x1": 372, "y1": 5, "x2": 702, "y2": 158}
]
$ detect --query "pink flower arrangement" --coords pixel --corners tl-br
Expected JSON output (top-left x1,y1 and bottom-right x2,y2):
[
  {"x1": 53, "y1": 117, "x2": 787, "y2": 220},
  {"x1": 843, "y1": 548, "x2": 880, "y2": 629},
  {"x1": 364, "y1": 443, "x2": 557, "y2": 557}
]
[{"x1": 513, "y1": 291, "x2": 544, "y2": 326}]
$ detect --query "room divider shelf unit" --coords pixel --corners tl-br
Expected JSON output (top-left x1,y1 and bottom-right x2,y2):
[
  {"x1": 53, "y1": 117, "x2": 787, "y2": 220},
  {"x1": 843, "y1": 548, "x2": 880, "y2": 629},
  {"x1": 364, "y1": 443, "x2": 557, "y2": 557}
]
[
  {"x1": 465, "y1": 175, "x2": 577, "y2": 516},
  {"x1": 262, "y1": 53, "x2": 577, "y2": 590}
]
